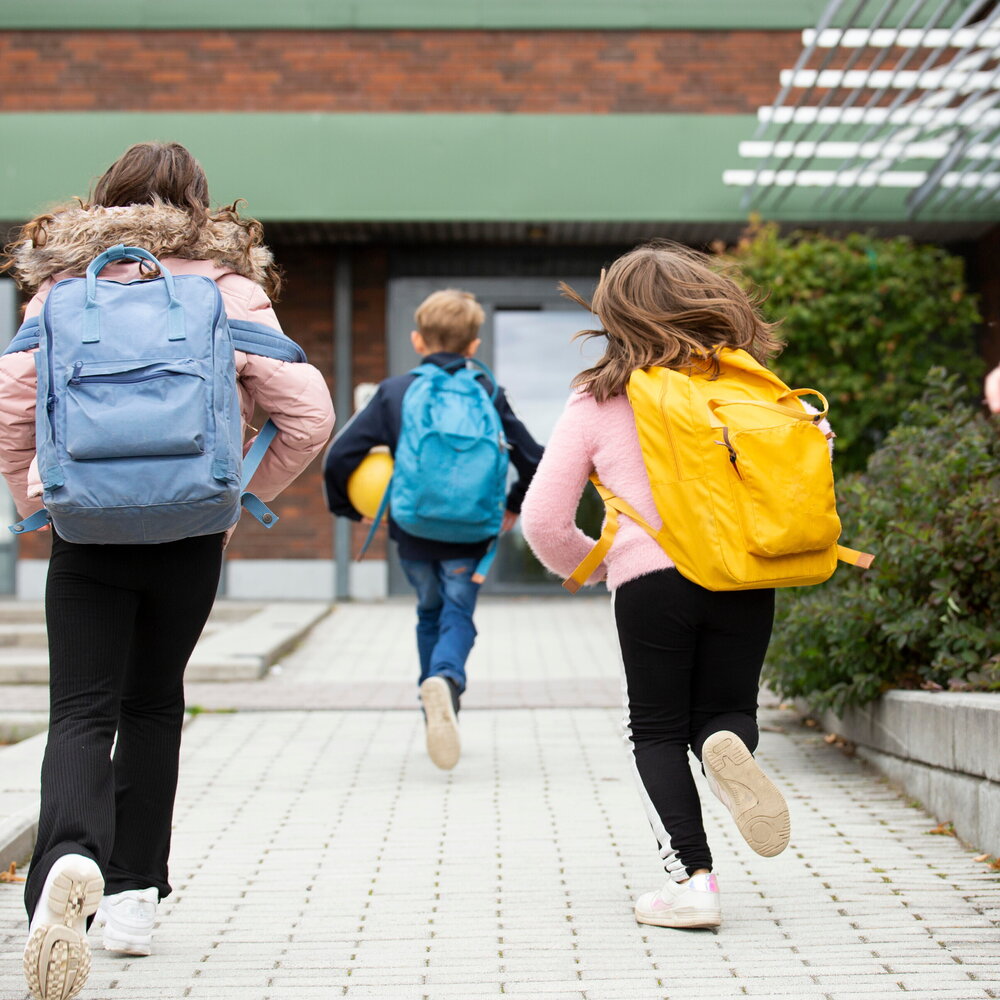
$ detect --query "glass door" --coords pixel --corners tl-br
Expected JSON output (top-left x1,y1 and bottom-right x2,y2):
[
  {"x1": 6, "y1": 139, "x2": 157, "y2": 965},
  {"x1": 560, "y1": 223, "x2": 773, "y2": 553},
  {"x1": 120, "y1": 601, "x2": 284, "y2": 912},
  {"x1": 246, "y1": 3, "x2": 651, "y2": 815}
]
[
  {"x1": 487, "y1": 307, "x2": 604, "y2": 592},
  {"x1": 385, "y1": 277, "x2": 604, "y2": 594}
]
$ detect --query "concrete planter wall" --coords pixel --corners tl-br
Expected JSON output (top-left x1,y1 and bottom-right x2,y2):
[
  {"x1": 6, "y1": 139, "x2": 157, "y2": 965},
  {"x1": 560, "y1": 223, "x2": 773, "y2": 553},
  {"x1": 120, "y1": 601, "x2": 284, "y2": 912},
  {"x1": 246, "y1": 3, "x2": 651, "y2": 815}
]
[{"x1": 813, "y1": 690, "x2": 1000, "y2": 857}]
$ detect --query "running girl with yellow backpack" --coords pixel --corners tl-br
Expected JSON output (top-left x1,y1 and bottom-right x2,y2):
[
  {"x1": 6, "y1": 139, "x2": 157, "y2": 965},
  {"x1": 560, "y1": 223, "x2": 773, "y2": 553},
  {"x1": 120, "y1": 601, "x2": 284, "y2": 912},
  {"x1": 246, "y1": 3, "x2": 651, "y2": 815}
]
[{"x1": 521, "y1": 241, "x2": 870, "y2": 931}]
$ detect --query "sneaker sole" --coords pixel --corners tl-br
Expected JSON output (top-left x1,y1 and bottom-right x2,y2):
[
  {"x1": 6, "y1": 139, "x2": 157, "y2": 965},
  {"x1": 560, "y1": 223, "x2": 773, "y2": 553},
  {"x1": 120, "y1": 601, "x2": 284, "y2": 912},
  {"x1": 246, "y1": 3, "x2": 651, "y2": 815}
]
[
  {"x1": 703, "y1": 731, "x2": 790, "y2": 858},
  {"x1": 419, "y1": 677, "x2": 461, "y2": 771},
  {"x1": 635, "y1": 907, "x2": 721, "y2": 929},
  {"x1": 24, "y1": 862, "x2": 103, "y2": 1000}
]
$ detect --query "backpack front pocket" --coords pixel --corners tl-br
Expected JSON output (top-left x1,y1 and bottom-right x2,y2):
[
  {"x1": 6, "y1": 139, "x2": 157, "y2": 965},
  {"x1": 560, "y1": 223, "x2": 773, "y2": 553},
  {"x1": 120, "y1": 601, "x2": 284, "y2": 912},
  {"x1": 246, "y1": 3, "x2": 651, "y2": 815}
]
[
  {"x1": 63, "y1": 359, "x2": 208, "y2": 460},
  {"x1": 726, "y1": 421, "x2": 842, "y2": 557}
]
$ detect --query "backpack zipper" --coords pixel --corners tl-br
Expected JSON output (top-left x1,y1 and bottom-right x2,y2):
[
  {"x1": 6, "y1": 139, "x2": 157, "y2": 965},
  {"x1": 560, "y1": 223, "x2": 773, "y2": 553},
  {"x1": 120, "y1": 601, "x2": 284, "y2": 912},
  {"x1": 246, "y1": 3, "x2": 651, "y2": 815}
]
[
  {"x1": 69, "y1": 362, "x2": 183, "y2": 386},
  {"x1": 657, "y1": 378, "x2": 683, "y2": 480},
  {"x1": 714, "y1": 425, "x2": 743, "y2": 480}
]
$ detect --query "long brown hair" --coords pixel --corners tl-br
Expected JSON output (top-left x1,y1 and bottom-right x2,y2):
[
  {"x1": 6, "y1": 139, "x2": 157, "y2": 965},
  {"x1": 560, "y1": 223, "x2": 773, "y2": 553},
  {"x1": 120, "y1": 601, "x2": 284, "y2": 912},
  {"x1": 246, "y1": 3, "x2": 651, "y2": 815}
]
[
  {"x1": 563, "y1": 241, "x2": 782, "y2": 402},
  {"x1": 2, "y1": 141, "x2": 281, "y2": 299}
]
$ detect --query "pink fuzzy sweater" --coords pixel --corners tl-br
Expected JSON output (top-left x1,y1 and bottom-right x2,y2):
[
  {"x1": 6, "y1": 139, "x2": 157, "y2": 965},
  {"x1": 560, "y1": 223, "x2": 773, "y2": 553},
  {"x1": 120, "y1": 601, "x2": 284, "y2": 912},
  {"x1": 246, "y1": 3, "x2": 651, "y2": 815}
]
[{"x1": 521, "y1": 390, "x2": 674, "y2": 591}]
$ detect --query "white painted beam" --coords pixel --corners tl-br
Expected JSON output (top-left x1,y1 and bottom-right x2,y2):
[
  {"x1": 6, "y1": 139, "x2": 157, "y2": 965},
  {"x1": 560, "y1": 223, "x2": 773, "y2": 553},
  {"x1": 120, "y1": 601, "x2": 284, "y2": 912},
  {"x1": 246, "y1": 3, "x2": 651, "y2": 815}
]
[
  {"x1": 758, "y1": 105, "x2": 1000, "y2": 125},
  {"x1": 802, "y1": 27, "x2": 1000, "y2": 48},
  {"x1": 723, "y1": 168, "x2": 1000, "y2": 188},
  {"x1": 779, "y1": 68, "x2": 999, "y2": 90},
  {"x1": 738, "y1": 139, "x2": 1000, "y2": 160}
]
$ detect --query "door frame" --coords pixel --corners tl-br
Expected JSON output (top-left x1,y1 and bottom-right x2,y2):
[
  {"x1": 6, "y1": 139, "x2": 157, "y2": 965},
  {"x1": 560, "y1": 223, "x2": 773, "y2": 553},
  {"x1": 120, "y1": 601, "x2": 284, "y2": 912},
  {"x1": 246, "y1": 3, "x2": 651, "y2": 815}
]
[{"x1": 385, "y1": 276, "x2": 596, "y2": 595}]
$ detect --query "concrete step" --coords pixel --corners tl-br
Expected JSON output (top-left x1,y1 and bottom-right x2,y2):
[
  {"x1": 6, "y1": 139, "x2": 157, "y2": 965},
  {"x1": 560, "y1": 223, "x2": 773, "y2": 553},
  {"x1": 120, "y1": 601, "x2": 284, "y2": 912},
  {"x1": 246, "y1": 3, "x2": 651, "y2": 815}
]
[{"x1": 0, "y1": 602, "x2": 332, "y2": 683}]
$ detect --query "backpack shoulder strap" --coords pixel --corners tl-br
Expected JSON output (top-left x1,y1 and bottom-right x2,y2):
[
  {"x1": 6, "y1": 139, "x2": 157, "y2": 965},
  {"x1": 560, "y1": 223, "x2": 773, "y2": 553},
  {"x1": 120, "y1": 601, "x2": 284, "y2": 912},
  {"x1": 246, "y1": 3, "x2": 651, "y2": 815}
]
[
  {"x1": 3, "y1": 318, "x2": 40, "y2": 356},
  {"x1": 224, "y1": 319, "x2": 309, "y2": 363},
  {"x1": 563, "y1": 474, "x2": 668, "y2": 593},
  {"x1": 4, "y1": 315, "x2": 308, "y2": 365},
  {"x1": 466, "y1": 357, "x2": 501, "y2": 402}
]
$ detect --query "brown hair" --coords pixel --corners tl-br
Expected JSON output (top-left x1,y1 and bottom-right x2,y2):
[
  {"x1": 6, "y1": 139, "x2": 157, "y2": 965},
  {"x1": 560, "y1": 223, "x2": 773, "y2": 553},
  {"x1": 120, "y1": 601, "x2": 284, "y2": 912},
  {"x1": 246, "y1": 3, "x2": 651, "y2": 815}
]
[
  {"x1": 415, "y1": 289, "x2": 485, "y2": 353},
  {"x1": 2, "y1": 141, "x2": 281, "y2": 299},
  {"x1": 563, "y1": 241, "x2": 783, "y2": 402}
]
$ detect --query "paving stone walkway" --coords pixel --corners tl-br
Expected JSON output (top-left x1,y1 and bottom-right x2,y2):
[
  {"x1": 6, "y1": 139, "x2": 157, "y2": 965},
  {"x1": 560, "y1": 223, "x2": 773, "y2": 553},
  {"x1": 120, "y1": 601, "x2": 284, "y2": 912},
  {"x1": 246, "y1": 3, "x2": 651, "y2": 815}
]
[{"x1": 1, "y1": 598, "x2": 997, "y2": 999}]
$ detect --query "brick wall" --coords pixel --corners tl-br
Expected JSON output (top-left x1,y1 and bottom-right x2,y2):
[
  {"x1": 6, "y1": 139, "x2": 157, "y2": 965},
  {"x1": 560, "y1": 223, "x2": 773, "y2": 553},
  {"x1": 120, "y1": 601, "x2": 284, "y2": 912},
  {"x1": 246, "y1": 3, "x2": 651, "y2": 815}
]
[
  {"x1": 0, "y1": 30, "x2": 801, "y2": 114},
  {"x1": 225, "y1": 244, "x2": 335, "y2": 561},
  {"x1": 348, "y1": 247, "x2": 390, "y2": 562}
]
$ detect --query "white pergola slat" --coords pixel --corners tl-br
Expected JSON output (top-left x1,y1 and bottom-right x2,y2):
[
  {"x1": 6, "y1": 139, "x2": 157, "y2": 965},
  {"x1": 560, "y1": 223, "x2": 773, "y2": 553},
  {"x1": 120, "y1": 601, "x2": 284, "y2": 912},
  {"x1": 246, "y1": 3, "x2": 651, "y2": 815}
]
[
  {"x1": 779, "y1": 68, "x2": 996, "y2": 89},
  {"x1": 728, "y1": 0, "x2": 1000, "y2": 218},
  {"x1": 723, "y1": 168, "x2": 1000, "y2": 187},
  {"x1": 803, "y1": 27, "x2": 1000, "y2": 46}
]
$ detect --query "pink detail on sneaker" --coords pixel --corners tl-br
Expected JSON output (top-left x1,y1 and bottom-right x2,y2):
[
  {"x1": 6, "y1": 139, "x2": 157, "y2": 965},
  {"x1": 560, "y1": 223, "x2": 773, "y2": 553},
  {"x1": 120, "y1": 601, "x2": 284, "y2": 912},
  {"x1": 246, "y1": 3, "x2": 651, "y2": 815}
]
[
  {"x1": 651, "y1": 895, "x2": 670, "y2": 910},
  {"x1": 704, "y1": 874, "x2": 719, "y2": 893}
]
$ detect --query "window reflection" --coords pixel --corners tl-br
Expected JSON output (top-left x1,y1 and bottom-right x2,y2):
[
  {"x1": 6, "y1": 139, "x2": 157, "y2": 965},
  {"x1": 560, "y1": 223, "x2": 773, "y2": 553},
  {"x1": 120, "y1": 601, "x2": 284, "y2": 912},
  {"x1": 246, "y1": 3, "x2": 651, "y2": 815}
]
[{"x1": 491, "y1": 310, "x2": 606, "y2": 591}]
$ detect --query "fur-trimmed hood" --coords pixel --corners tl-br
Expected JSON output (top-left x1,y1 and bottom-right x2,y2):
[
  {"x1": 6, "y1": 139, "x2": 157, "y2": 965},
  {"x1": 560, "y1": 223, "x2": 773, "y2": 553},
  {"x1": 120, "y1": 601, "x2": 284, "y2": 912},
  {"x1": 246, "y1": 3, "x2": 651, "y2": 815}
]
[{"x1": 7, "y1": 201, "x2": 275, "y2": 293}]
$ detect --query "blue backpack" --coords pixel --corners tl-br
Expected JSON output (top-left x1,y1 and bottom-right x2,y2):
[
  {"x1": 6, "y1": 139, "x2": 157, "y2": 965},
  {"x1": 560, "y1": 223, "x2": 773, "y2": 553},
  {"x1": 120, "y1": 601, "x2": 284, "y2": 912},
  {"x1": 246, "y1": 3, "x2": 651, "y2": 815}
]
[
  {"x1": 5, "y1": 244, "x2": 305, "y2": 545},
  {"x1": 362, "y1": 359, "x2": 509, "y2": 564}
]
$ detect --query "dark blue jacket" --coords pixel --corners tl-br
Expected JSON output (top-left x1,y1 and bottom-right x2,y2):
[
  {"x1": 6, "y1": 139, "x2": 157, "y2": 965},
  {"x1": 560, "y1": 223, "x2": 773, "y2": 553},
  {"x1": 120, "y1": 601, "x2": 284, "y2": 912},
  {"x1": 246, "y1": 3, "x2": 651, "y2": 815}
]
[{"x1": 323, "y1": 352, "x2": 544, "y2": 561}]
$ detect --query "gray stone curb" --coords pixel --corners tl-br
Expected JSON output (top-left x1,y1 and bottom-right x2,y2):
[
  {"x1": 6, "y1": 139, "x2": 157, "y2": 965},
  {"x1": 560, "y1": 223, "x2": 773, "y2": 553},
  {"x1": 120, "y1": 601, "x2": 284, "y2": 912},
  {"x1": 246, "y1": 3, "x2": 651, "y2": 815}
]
[
  {"x1": 0, "y1": 804, "x2": 37, "y2": 874},
  {"x1": 0, "y1": 709, "x2": 215, "y2": 873},
  {"x1": 185, "y1": 601, "x2": 333, "y2": 681},
  {"x1": 806, "y1": 690, "x2": 1000, "y2": 856},
  {"x1": 0, "y1": 731, "x2": 45, "y2": 873}
]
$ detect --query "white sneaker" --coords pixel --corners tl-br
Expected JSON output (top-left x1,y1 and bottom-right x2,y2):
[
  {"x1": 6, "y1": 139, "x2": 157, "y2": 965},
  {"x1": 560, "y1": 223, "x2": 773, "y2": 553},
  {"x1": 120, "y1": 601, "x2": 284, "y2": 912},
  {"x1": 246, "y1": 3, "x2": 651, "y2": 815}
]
[
  {"x1": 92, "y1": 887, "x2": 158, "y2": 956},
  {"x1": 702, "y1": 730, "x2": 790, "y2": 858},
  {"x1": 635, "y1": 872, "x2": 721, "y2": 928},
  {"x1": 23, "y1": 853, "x2": 104, "y2": 1000},
  {"x1": 419, "y1": 676, "x2": 461, "y2": 770}
]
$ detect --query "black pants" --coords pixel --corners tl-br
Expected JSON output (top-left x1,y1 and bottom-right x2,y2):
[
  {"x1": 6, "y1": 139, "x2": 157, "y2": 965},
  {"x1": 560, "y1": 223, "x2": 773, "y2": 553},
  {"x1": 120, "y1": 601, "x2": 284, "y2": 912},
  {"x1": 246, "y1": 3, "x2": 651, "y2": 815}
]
[
  {"x1": 24, "y1": 531, "x2": 223, "y2": 921},
  {"x1": 614, "y1": 569, "x2": 775, "y2": 880}
]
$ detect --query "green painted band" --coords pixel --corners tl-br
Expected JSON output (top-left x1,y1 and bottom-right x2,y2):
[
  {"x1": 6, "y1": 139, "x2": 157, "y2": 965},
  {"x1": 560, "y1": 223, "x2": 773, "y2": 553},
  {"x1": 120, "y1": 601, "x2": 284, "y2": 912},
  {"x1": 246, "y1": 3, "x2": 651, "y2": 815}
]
[
  {"x1": 0, "y1": 112, "x2": 987, "y2": 225},
  {"x1": 0, "y1": 0, "x2": 836, "y2": 31}
]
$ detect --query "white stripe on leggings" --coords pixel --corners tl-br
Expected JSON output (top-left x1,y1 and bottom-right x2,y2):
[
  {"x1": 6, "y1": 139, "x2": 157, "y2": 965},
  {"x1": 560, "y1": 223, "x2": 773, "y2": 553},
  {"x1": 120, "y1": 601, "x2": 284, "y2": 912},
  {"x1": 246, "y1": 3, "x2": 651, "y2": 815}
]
[{"x1": 610, "y1": 591, "x2": 688, "y2": 883}]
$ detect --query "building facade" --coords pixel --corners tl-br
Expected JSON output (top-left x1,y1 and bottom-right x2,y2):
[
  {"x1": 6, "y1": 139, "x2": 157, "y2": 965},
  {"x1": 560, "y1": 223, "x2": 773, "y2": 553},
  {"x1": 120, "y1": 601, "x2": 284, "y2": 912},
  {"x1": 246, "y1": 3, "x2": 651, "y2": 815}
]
[{"x1": 1, "y1": 0, "x2": 996, "y2": 599}]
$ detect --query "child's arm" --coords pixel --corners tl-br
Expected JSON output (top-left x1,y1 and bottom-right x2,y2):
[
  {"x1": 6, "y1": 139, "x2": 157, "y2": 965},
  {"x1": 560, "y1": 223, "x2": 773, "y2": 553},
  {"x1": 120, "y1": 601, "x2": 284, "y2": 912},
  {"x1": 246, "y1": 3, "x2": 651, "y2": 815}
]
[
  {"x1": 323, "y1": 386, "x2": 394, "y2": 520},
  {"x1": 494, "y1": 388, "x2": 544, "y2": 518},
  {"x1": 520, "y1": 392, "x2": 606, "y2": 584}
]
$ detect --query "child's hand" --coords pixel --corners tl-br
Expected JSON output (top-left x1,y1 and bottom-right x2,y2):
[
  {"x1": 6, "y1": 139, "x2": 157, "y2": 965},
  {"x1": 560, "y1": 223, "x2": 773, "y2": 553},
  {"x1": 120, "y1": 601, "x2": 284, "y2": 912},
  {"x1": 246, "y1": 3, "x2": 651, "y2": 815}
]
[
  {"x1": 501, "y1": 510, "x2": 518, "y2": 533},
  {"x1": 985, "y1": 363, "x2": 1000, "y2": 413}
]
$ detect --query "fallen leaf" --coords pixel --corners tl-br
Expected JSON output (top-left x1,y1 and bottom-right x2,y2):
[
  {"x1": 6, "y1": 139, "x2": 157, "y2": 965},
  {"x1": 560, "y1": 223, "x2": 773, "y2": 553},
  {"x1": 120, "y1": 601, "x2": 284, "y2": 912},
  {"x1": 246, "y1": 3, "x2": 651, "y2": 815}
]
[
  {"x1": 824, "y1": 733, "x2": 838, "y2": 744},
  {"x1": 927, "y1": 822, "x2": 956, "y2": 837},
  {"x1": 973, "y1": 853, "x2": 990, "y2": 862},
  {"x1": 0, "y1": 863, "x2": 25, "y2": 884}
]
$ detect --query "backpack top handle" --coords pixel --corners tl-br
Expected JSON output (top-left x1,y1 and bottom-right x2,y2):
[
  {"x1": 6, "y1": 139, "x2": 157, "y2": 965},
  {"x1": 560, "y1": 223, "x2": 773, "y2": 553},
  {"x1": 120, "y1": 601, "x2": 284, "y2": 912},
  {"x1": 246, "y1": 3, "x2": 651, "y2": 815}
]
[{"x1": 83, "y1": 244, "x2": 186, "y2": 345}]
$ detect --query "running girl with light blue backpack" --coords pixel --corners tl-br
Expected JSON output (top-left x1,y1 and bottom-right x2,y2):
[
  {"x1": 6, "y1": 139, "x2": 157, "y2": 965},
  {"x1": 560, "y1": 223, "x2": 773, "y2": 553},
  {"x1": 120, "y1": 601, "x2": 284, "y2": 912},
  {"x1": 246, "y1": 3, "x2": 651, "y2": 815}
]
[
  {"x1": 324, "y1": 289, "x2": 543, "y2": 770},
  {"x1": 0, "y1": 141, "x2": 334, "y2": 1000}
]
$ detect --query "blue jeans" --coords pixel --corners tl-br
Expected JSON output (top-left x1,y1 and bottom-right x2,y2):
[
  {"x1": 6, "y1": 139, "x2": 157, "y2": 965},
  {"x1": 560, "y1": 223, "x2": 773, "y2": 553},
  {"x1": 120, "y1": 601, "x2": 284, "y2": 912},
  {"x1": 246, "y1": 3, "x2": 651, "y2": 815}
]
[{"x1": 400, "y1": 557, "x2": 481, "y2": 694}]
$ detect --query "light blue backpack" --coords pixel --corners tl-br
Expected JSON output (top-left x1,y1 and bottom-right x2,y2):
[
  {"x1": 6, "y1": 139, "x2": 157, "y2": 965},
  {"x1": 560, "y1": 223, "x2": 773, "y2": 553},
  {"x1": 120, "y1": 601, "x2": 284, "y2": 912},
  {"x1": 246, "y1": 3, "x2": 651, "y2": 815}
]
[
  {"x1": 361, "y1": 360, "x2": 509, "y2": 569},
  {"x1": 6, "y1": 244, "x2": 298, "y2": 544}
]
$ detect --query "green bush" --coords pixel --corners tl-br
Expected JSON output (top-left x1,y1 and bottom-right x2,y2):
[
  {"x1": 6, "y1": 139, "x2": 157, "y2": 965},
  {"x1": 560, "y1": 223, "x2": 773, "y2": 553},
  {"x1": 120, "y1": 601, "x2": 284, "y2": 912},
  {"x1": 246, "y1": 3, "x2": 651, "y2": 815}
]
[
  {"x1": 764, "y1": 370, "x2": 1000, "y2": 713},
  {"x1": 727, "y1": 221, "x2": 984, "y2": 473}
]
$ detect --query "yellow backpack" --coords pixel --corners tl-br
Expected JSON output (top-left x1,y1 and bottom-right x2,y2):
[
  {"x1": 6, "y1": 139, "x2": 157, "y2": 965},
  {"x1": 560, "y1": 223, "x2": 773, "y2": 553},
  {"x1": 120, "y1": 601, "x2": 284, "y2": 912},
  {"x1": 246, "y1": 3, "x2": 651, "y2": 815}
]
[{"x1": 565, "y1": 348, "x2": 873, "y2": 593}]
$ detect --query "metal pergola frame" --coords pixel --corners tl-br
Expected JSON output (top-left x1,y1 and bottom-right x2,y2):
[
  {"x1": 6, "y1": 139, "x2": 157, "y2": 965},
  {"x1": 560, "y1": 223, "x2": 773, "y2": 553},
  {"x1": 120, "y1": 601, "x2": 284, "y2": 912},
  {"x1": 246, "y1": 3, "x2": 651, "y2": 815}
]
[{"x1": 724, "y1": 0, "x2": 1000, "y2": 218}]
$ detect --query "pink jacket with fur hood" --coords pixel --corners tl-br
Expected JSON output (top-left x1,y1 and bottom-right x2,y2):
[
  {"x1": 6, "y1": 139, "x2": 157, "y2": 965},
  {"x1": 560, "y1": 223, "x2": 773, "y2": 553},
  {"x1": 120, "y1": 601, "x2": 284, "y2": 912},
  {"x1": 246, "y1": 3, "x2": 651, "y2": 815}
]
[{"x1": 0, "y1": 203, "x2": 334, "y2": 522}]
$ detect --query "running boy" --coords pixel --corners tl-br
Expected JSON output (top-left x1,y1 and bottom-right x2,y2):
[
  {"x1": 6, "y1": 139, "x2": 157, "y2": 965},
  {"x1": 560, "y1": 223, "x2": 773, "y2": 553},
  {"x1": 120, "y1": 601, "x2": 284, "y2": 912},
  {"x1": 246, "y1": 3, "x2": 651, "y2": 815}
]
[{"x1": 324, "y1": 289, "x2": 543, "y2": 770}]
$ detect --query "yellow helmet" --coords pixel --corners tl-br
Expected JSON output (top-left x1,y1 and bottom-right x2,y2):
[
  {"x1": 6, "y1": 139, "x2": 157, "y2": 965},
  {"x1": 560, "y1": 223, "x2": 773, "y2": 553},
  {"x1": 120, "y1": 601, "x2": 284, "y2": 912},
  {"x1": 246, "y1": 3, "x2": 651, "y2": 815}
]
[{"x1": 346, "y1": 449, "x2": 394, "y2": 520}]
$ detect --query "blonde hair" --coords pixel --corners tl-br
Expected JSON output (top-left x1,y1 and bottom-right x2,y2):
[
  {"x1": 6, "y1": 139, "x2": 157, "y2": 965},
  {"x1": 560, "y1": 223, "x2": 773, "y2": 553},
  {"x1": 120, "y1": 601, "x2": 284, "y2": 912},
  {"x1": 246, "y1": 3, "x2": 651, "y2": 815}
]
[
  {"x1": 562, "y1": 241, "x2": 783, "y2": 402},
  {"x1": 415, "y1": 289, "x2": 485, "y2": 353}
]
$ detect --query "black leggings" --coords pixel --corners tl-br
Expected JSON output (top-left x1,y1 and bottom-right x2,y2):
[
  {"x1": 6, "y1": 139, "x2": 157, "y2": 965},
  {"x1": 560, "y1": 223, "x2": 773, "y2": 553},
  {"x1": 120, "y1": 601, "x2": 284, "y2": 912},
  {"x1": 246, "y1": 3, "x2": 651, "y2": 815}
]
[
  {"x1": 24, "y1": 531, "x2": 223, "y2": 921},
  {"x1": 614, "y1": 569, "x2": 775, "y2": 880}
]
